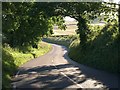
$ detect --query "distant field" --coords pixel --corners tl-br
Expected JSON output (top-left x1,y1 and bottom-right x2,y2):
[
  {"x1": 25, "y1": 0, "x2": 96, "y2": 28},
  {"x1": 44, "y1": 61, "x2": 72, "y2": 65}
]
[
  {"x1": 53, "y1": 21, "x2": 78, "y2": 35},
  {"x1": 52, "y1": 21, "x2": 105, "y2": 36}
]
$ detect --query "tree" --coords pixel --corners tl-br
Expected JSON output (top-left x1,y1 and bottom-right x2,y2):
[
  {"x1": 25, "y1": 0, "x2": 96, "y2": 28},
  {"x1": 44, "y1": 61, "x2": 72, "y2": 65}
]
[
  {"x1": 54, "y1": 2, "x2": 102, "y2": 45},
  {"x1": 2, "y1": 2, "x2": 66, "y2": 48},
  {"x1": 101, "y1": 2, "x2": 119, "y2": 38},
  {"x1": 3, "y1": 2, "x2": 118, "y2": 48}
]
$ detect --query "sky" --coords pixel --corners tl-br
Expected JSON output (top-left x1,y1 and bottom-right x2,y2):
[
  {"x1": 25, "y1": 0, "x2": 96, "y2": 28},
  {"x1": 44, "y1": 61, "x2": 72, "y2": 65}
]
[
  {"x1": 104, "y1": 0, "x2": 120, "y2": 4},
  {"x1": 64, "y1": 16, "x2": 76, "y2": 22}
]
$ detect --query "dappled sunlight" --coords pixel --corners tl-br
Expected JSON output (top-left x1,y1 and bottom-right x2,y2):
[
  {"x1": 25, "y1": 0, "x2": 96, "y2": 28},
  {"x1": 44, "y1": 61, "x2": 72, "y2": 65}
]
[
  {"x1": 2, "y1": 2, "x2": 119, "y2": 89},
  {"x1": 12, "y1": 63, "x2": 106, "y2": 89},
  {"x1": 12, "y1": 64, "x2": 78, "y2": 89}
]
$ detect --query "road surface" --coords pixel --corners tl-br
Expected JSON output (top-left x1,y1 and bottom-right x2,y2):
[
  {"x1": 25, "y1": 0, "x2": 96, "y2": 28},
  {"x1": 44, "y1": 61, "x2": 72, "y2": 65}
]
[{"x1": 11, "y1": 43, "x2": 118, "y2": 89}]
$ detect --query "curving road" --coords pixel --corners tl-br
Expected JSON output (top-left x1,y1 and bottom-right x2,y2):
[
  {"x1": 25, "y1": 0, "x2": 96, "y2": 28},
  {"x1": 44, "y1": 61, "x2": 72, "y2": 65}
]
[{"x1": 11, "y1": 43, "x2": 118, "y2": 89}]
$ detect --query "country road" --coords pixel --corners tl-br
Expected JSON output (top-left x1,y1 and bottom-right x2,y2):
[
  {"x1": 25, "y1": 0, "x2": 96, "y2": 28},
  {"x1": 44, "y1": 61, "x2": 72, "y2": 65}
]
[{"x1": 11, "y1": 43, "x2": 118, "y2": 89}]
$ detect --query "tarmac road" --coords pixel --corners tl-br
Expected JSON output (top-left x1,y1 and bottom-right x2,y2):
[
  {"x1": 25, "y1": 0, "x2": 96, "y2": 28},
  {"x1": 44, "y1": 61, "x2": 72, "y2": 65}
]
[{"x1": 11, "y1": 43, "x2": 119, "y2": 89}]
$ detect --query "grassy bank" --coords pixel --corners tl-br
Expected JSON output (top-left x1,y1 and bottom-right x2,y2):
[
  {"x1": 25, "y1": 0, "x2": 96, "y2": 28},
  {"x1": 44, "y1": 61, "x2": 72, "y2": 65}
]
[
  {"x1": 45, "y1": 24, "x2": 119, "y2": 74},
  {"x1": 69, "y1": 24, "x2": 119, "y2": 74},
  {"x1": 43, "y1": 35, "x2": 79, "y2": 48},
  {"x1": 2, "y1": 41, "x2": 51, "y2": 88}
]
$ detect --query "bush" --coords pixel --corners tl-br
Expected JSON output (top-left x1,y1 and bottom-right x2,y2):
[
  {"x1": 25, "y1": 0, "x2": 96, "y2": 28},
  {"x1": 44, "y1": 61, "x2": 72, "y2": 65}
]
[
  {"x1": 69, "y1": 24, "x2": 119, "y2": 74},
  {"x1": 2, "y1": 48, "x2": 17, "y2": 88}
]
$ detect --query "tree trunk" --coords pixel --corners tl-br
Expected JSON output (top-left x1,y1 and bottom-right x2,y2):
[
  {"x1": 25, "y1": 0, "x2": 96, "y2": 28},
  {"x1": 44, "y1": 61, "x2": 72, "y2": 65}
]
[{"x1": 77, "y1": 15, "x2": 89, "y2": 46}]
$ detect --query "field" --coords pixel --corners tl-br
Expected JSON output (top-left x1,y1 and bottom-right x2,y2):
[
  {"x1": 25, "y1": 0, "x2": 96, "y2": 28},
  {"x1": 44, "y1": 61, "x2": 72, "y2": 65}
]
[{"x1": 52, "y1": 21, "x2": 78, "y2": 35}]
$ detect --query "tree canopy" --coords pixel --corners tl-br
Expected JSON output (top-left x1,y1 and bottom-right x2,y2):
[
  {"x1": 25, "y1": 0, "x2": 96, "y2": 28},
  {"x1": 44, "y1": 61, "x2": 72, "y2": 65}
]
[
  {"x1": 2, "y1": 2, "x2": 119, "y2": 48},
  {"x1": 2, "y1": 2, "x2": 66, "y2": 48}
]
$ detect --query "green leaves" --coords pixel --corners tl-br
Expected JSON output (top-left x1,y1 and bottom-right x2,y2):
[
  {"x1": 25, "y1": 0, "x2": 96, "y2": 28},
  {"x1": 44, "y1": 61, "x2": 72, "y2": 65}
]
[
  {"x1": 2, "y1": 2, "x2": 68, "y2": 48},
  {"x1": 3, "y1": 2, "x2": 118, "y2": 49},
  {"x1": 51, "y1": 16, "x2": 66, "y2": 30}
]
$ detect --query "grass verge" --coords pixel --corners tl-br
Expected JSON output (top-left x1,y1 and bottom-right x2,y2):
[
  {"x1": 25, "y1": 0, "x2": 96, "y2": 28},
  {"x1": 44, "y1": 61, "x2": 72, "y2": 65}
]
[
  {"x1": 2, "y1": 41, "x2": 51, "y2": 89},
  {"x1": 43, "y1": 35, "x2": 79, "y2": 48}
]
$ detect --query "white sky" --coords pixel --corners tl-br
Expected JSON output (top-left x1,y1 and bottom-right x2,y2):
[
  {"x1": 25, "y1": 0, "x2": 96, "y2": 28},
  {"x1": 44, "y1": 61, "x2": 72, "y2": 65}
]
[
  {"x1": 104, "y1": 0, "x2": 120, "y2": 4},
  {"x1": 64, "y1": 16, "x2": 76, "y2": 22}
]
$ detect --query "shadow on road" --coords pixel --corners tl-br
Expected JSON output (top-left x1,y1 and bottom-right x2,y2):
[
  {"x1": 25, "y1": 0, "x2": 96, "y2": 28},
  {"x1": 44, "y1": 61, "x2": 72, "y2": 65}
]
[{"x1": 11, "y1": 64, "x2": 88, "y2": 89}]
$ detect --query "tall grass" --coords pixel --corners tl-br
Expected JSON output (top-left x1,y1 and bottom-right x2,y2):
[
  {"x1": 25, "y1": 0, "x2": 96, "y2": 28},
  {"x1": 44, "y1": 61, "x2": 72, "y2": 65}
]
[{"x1": 2, "y1": 41, "x2": 51, "y2": 89}]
